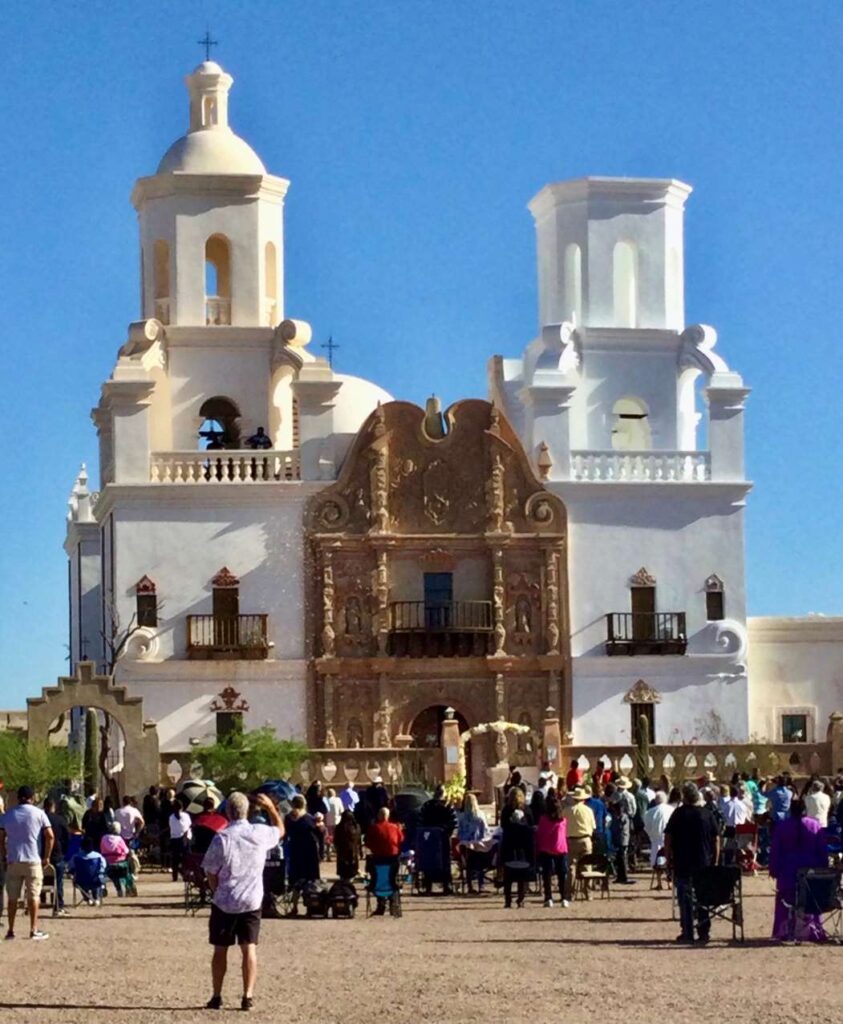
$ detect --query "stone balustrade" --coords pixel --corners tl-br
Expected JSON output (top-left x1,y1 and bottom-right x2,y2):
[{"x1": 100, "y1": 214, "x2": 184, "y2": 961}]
[
  {"x1": 150, "y1": 449, "x2": 300, "y2": 483},
  {"x1": 570, "y1": 450, "x2": 711, "y2": 482},
  {"x1": 295, "y1": 748, "x2": 443, "y2": 790},
  {"x1": 205, "y1": 296, "x2": 231, "y2": 325}
]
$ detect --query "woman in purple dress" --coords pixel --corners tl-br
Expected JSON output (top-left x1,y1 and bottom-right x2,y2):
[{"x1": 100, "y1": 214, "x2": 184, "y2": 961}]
[{"x1": 768, "y1": 797, "x2": 829, "y2": 941}]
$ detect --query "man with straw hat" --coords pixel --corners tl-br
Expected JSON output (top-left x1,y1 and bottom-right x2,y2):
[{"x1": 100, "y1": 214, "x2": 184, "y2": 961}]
[{"x1": 562, "y1": 787, "x2": 595, "y2": 901}]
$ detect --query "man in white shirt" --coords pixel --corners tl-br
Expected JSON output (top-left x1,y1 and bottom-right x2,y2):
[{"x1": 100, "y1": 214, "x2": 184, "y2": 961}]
[
  {"x1": 721, "y1": 787, "x2": 750, "y2": 827},
  {"x1": 114, "y1": 796, "x2": 145, "y2": 843},
  {"x1": 202, "y1": 793, "x2": 284, "y2": 1012},
  {"x1": 804, "y1": 780, "x2": 831, "y2": 828},
  {"x1": 0, "y1": 786, "x2": 54, "y2": 941}
]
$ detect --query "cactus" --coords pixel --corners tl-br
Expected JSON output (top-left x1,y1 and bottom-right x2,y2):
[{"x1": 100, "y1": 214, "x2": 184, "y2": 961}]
[{"x1": 635, "y1": 713, "x2": 650, "y2": 782}]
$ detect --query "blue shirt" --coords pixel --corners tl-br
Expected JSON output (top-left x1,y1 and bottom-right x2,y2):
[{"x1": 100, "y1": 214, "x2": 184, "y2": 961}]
[
  {"x1": 586, "y1": 797, "x2": 607, "y2": 833},
  {"x1": 767, "y1": 786, "x2": 792, "y2": 822}
]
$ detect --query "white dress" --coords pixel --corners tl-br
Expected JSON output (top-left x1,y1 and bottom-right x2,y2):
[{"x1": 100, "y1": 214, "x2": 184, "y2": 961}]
[{"x1": 643, "y1": 803, "x2": 675, "y2": 866}]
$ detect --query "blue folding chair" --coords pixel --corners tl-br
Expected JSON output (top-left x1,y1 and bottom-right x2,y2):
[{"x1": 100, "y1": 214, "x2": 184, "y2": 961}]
[
  {"x1": 366, "y1": 859, "x2": 402, "y2": 918},
  {"x1": 413, "y1": 827, "x2": 452, "y2": 894},
  {"x1": 70, "y1": 855, "x2": 106, "y2": 906}
]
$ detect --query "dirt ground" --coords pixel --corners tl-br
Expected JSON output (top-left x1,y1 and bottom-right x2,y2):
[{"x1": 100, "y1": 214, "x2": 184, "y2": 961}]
[{"x1": 0, "y1": 869, "x2": 839, "y2": 1024}]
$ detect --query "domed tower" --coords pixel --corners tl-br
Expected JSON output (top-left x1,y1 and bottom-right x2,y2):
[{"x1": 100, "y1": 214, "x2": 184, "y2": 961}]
[{"x1": 131, "y1": 61, "x2": 288, "y2": 328}]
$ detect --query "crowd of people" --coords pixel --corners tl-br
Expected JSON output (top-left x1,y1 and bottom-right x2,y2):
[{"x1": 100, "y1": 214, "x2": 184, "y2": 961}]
[{"x1": 0, "y1": 762, "x2": 841, "y2": 1007}]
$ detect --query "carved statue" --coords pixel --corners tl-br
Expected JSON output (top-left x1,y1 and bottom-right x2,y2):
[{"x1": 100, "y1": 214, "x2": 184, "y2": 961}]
[
  {"x1": 345, "y1": 596, "x2": 363, "y2": 635},
  {"x1": 346, "y1": 718, "x2": 364, "y2": 749},
  {"x1": 324, "y1": 726, "x2": 338, "y2": 748},
  {"x1": 494, "y1": 728, "x2": 509, "y2": 765},
  {"x1": 515, "y1": 596, "x2": 532, "y2": 634},
  {"x1": 373, "y1": 698, "x2": 393, "y2": 748}
]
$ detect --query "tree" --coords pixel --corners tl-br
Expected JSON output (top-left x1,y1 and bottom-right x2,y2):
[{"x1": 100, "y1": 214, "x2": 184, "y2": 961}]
[
  {"x1": 0, "y1": 731, "x2": 80, "y2": 799},
  {"x1": 191, "y1": 726, "x2": 309, "y2": 795}
]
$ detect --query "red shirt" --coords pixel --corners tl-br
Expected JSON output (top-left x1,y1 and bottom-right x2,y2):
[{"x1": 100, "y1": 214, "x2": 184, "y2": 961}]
[
  {"x1": 366, "y1": 821, "x2": 404, "y2": 858},
  {"x1": 566, "y1": 767, "x2": 583, "y2": 788}
]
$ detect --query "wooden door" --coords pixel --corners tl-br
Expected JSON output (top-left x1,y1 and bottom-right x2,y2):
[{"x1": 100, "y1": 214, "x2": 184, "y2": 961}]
[
  {"x1": 630, "y1": 586, "x2": 655, "y2": 640},
  {"x1": 213, "y1": 587, "x2": 240, "y2": 648}
]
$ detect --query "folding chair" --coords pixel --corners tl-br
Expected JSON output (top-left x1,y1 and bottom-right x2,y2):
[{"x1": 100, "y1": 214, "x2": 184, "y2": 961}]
[
  {"x1": 413, "y1": 827, "x2": 451, "y2": 894},
  {"x1": 182, "y1": 853, "x2": 209, "y2": 916},
  {"x1": 789, "y1": 868, "x2": 843, "y2": 944},
  {"x1": 39, "y1": 864, "x2": 58, "y2": 918},
  {"x1": 70, "y1": 857, "x2": 106, "y2": 906},
  {"x1": 691, "y1": 865, "x2": 744, "y2": 943},
  {"x1": 366, "y1": 859, "x2": 402, "y2": 918},
  {"x1": 574, "y1": 854, "x2": 611, "y2": 900}
]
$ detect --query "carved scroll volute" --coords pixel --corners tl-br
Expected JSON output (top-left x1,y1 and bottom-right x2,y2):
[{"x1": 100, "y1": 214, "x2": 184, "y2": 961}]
[
  {"x1": 369, "y1": 405, "x2": 390, "y2": 534},
  {"x1": 487, "y1": 452, "x2": 506, "y2": 534},
  {"x1": 321, "y1": 551, "x2": 336, "y2": 657},
  {"x1": 492, "y1": 548, "x2": 506, "y2": 655},
  {"x1": 375, "y1": 550, "x2": 390, "y2": 655},
  {"x1": 545, "y1": 548, "x2": 561, "y2": 655}
]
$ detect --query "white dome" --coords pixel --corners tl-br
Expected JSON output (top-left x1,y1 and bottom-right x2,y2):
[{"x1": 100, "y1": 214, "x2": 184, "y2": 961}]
[
  {"x1": 157, "y1": 128, "x2": 266, "y2": 175},
  {"x1": 332, "y1": 375, "x2": 394, "y2": 468}
]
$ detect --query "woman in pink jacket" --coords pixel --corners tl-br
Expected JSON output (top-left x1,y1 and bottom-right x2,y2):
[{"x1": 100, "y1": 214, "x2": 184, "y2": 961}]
[{"x1": 535, "y1": 792, "x2": 569, "y2": 908}]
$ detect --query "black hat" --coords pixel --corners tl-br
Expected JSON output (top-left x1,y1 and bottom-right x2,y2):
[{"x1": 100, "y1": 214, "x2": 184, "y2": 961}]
[{"x1": 17, "y1": 785, "x2": 34, "y2": 802}]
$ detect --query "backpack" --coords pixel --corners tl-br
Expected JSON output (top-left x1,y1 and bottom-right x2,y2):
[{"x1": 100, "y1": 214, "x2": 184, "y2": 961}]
[
  {"x1": 301, "y1": 879, "x2": 330, "y2": 917},
  {"x1": 328, "y1": 879, "x2": 358, "y2": 918}
]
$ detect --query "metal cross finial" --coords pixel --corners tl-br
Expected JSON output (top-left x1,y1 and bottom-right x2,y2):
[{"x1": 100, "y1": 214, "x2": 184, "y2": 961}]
[
  {"x1": 321, "y1": 335, "x2": 340, "y2": 368},
  {"x1": 198, "y1": 30, "x2": 218, "y2": 62}
]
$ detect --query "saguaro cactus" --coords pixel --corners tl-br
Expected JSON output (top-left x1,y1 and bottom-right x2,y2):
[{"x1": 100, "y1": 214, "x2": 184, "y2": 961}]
[{"x1": 635, "y1": 713, "x2": 650, "y2": 782}]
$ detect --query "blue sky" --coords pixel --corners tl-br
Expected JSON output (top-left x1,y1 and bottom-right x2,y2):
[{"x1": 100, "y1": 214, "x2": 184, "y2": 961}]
[{"x1": 1, "y1": 2, "x2": 841, "y2": 707}]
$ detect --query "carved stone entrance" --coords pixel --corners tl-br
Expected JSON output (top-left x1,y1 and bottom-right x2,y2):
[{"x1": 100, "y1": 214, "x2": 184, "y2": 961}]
[{"x1": 27, "y1": 662, "x2": 160, "y2": 798}]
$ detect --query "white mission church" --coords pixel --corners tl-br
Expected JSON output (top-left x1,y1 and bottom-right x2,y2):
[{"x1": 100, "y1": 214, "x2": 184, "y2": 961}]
[{"x1": 58, "y1": 60, "x2": 841, "y2": 782}]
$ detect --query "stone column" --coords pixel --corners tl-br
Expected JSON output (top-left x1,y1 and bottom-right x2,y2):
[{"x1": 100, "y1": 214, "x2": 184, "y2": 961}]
[
  {"x1": 705, "y1": 374, "x2": 751, "y2": 482},
  {"x1": 292, "y1": 368, "x2": 342, "y2": 480},
  {"x1": 440, "y1": 708, "x2": 463, "y2": 784},
  {"x1": 542, "y1": 708, "x2": 563, "y2": 772},
  {"x1": 827, "y1": 712, "x2": 843, "y2": 775}
]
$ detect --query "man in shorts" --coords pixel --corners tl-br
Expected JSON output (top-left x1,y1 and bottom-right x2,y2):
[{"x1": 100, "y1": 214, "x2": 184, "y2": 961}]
[
  {"x1": 202, "y1": 792, "x2": 284, "y2": 1011},
  {"x1": 0, "y1": 786, "x2": 54, "y2": 941}
]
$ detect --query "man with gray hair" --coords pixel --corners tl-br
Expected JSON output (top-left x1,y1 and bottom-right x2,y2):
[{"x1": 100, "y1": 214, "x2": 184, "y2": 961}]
[
  {"x1": 664, "y1": 781, "x2": 720, "y2": 944},
  {"x1": 202, "y1": 792, "x2": 284, "y2": 1012}
]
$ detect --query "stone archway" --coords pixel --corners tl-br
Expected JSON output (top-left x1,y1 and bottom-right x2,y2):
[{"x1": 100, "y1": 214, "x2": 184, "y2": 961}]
[{"x1": 27, "y1": 662, "x2": 159, "y2": 798}]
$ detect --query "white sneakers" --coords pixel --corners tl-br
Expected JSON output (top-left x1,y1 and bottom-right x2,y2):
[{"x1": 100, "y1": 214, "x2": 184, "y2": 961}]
[
  {"x1": 543, "y1": 899, "x2": 554, "y2": 908},
  {"x1": 30, "y1": 931, "x2": 49, "y2": 941},
  {"x1": 561, "y1": 899, "x2": 571, "y2": 908}
]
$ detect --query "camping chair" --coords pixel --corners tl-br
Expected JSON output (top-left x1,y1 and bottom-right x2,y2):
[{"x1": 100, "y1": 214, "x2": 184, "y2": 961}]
[
  {"x1": 70, "y1": 857, "x2": 106, "y2": 906},
  {"x1": 788, "y1": 868, "x2": 843, "y2": 944},
  {"x1": 182, "y1": 853, "x2": 208, "y2": 916},
  {"x1": 650, "y1": 847, "x2": 671, "y2": 891},
  {"x1": 733, "y1": 823, "x2": 759, "y2": 875},
  {"x1": 413, "y1": 827, "x2": 452, "y2": 894},
  {"x1": 574, "y1": 854, "x2": 611, "y2": 900},
  {"x1": 458, "y1": 842, "x2": 497, "y2": 894},
  {"x1": 691, "y1": 865, "x2": 744, "y2": 943},
  {"x1": 825, "y1": 825, "x2": 843, "y2": 868},
  {"x1": 366, "y1": 858, "x2": 402, "y2": 918},
  {"x1": 38, "y1": 864, "x2": 58, "y2": 917}
]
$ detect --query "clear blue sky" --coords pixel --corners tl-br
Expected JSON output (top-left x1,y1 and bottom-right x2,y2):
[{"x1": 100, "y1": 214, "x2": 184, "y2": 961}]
[{"x1": 1, "y1": 2, "x2": 841, "y2": 708}]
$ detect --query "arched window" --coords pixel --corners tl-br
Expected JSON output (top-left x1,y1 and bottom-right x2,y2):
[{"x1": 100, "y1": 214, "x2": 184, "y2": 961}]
[
  {"x1": 205, "y1": 235, "x2": 231, "y2": 325},
  {"x1": 152, "y1": 240, "x2": 170, "y2": 323},
  {"x1": 198, "y1": 396, "x2": 241, "y2": 450},
  {"x1": 264, "y1": 242, "x2": 278, "y2": 325},
  {"x1": 203, "y1": 96, "x2": 218, "y2": 127},
  {"x1": 613, "y1": 240, "x2": 638, "y2": 328},
  {"x1": 563, "y1": 243, "x2": 582, "y2": 324},
  {"x1": 612, "y1": 397, "x2": 651, "y2": 451}
]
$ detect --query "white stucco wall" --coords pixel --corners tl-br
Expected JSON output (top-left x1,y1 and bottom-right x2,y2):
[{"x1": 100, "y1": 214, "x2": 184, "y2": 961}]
[{"x1": 748, "y1": 617, "x2": 843, "y2": 744}]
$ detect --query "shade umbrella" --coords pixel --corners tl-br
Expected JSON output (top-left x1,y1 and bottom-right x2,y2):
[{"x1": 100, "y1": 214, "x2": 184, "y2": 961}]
[
  {"x1": 178, "y1": 779, "x2": 224, "y2": 815},
  {"x1": 257, "y1": 779, "x2": 297, "y2": 802}
]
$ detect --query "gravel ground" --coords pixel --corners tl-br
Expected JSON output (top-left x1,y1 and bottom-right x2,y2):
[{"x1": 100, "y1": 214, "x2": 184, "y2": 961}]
[{"x1": 0, "y1": 870, "x2": 839, "y2": 1024}]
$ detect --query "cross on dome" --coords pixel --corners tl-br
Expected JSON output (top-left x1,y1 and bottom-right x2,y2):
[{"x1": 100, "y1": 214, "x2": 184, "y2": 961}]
[{"x1": 197, "y1": 30, "x2": 218, "y2": 62}]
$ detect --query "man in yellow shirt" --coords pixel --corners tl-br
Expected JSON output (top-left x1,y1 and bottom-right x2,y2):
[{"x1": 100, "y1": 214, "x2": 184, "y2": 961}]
[{"x1": 562, "y1": 787, "x2": 596, "y2": 901}]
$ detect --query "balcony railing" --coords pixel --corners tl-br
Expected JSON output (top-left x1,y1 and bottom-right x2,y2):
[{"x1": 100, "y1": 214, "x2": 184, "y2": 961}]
[
  {"x1": 606, "y1": 612, "x2": 687, "y2": 656},
  {"x1": 571, "y1": 451, "x2": 710, "y2": 482},
  {"x1": 150, "y1": 450, "x2": 300, "y2": 483},
  {"x1": 205, "y1": 296, "x2": 232, "y2": 325},
  {"x1": 388, "y1": 601, "x2": 493, "y2": 657},
  {"x1": 187, "y1": 614, "x2": 269, "y2": 660},
  {"x1": 390, "y1": 601, "x2": 494, "y2": 632}
]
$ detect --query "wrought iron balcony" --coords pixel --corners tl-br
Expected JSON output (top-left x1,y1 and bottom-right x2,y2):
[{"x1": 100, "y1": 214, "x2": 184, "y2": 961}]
[
  {"x1": 187, "y1": 614, "x2": 269, "y2": 660},
  {"x1": 606, "y1": 612, "x2": 687, "y2": 656},
  {"x1": 388, "y1": 600, "x2": 493, "y2": 657}
]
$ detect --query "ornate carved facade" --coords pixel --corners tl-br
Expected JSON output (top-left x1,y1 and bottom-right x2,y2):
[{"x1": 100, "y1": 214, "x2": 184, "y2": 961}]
[{"x1": 305, "y1": 399, "x2": 570, "y2": 787}]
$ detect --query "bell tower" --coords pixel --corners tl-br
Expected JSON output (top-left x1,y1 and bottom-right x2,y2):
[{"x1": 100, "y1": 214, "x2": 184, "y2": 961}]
[{"x1": 131, "y1": 61, "x2": 289, "y2": 329}]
